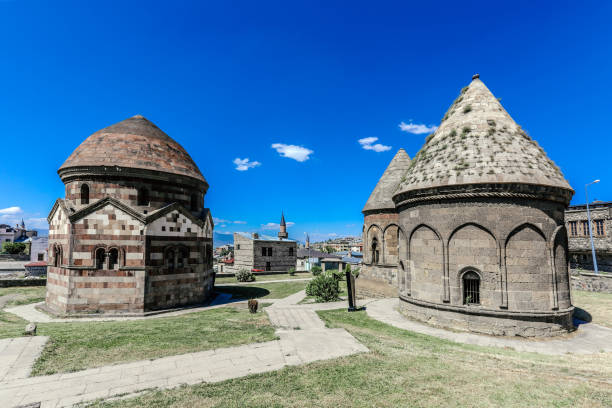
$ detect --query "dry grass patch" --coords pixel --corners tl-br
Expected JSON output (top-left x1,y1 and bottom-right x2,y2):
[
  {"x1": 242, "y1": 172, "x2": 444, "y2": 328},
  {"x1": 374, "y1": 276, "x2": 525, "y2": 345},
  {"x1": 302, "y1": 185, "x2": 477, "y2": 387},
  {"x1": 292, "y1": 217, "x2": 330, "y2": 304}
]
[{"x1": 0, "y1": 286, "x2": 46, "y2": 307}]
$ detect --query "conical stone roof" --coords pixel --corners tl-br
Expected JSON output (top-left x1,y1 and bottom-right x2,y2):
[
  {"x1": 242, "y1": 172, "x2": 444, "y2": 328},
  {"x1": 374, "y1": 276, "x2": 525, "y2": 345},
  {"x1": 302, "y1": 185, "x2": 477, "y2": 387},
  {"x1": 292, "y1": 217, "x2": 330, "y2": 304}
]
[
  {"x1": 394, "y1": 76, "x2": 572, "y2": 199},
  {"x1": 363, "y1": 148, "x2": 411, "y2": 213},
  {"x1": 59, "y1": 115, "x2": 206, "y2": 184}
]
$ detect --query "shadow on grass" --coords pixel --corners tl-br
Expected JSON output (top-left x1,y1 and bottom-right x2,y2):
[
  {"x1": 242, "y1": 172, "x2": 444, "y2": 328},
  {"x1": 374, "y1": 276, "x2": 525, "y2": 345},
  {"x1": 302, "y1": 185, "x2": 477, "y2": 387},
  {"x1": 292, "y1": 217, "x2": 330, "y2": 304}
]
[{"x1": 215, "y1": 286, "x2": 271, "y2": 300}]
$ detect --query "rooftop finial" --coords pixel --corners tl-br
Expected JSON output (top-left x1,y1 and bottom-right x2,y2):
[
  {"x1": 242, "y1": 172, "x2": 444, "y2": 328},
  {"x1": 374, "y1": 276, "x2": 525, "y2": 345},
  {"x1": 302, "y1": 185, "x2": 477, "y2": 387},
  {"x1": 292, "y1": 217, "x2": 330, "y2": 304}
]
[{"x1": 472, "y1": 73, "x2": 480, "y2": 80}]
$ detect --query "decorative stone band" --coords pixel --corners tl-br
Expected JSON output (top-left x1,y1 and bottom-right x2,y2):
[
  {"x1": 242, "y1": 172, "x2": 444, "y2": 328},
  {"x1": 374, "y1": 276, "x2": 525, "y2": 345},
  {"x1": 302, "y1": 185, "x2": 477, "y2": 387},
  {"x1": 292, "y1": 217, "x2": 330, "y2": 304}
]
[
  {"x1": 393, "y1": 183, "x2": 573, "y2": 208},
  {"x1": 362, "y1": 207, "x2": 399, "y2": 216},
  {"x1": 399, "y1": 294, "x2": 574, "y2": 319},
  {"x1": 58, "y1": 165, "x2": 209, "y2": 190}
]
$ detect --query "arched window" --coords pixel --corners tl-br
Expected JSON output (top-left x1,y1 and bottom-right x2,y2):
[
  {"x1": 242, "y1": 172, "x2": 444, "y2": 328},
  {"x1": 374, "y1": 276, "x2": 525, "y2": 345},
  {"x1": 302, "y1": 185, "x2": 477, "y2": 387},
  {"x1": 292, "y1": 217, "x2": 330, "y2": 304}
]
[
  {"x1": 191, "y1": 194, "x2": 198, "y2": 211},
  {"x1": 463, "y1": 271, "x2": 480, "y2": 305},
  {"x1": 177, "y1": 247, "x2": 189, "y2": 268},
  {"x1": 95, "y1": 248, "x2": 106, "y2": 269},
  {"x1": 371, "y1": 237, "x2": 379, "y2": 264},
  {"x1": 108, "y1": 248, "x2": 119, "y2": 270},
  {"x1": 138, "y1": 187, "x2": 149, "y2": 206},
  {"x1": 80, "y1": 184, "x2": 89, "y2": 205},
  {"x1": 54, "y1": 245, "x2": 62, "y2": 267},
  {"x1": 166, "y1": 249, "x2": 175, "y2": 271}
]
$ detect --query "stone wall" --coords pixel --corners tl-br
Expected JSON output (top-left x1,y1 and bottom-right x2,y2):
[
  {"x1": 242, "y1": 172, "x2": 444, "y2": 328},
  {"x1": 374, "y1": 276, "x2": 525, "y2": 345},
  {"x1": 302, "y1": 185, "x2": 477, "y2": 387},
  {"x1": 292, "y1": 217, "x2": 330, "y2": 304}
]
[
  {"x1": 357, "y1": 212, "x2": 401, "y2": 298},
  {"x1": 252, "y1": 240, "x2": 296, "y2": 272},
  {"x1": 570, "y1": 270, "x2": 612, "y2": 293},
  {"x1": 566, "y1": 204, "x2": 612, "y2": 272},
  {"x1": 397, "y1": 198, "x2": 570, "y2": 312},
  {"x1": 399, "y1": 296, "x2": 573, "y2": 337},
  {"x1": 64, "y1": 175, "x2": 206, "y2": 219}
]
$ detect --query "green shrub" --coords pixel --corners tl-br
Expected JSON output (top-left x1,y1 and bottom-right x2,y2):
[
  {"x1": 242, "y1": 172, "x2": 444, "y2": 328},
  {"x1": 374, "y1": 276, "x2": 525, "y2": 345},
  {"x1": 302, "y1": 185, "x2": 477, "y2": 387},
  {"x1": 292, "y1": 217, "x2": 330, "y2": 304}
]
[
  {"x1": 236, "y1": 269, "x2": 255, "y2": 282},
  {"x1": 325, "y1": 269, "x2": 344, "y2": 282},
  {"x1": 311, "y1": 265, "x2": 322, "y2": 276},
  {"x1": 305, "y1": 274, "x2": 340, "y2": 302},
  {"x1": 288, "y1": 267, "x2": 296, "y2": 276},
  {"x1": 2, "y1": 242, "x2": 26, "y2": 254},
  {"x1": 351, "y1": 267, "x2": 360, "y2": 278}
]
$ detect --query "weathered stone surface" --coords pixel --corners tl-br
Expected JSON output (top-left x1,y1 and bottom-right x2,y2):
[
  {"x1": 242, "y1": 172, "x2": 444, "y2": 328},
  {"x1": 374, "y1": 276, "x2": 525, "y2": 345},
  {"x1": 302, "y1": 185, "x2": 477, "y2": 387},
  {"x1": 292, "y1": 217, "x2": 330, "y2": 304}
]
[
  {"x1": 571, "y1": 270, "x2": 612, "y2": 293},
  {"x1": 360, "y1": 76, "x2": 575, "y2": 337}
]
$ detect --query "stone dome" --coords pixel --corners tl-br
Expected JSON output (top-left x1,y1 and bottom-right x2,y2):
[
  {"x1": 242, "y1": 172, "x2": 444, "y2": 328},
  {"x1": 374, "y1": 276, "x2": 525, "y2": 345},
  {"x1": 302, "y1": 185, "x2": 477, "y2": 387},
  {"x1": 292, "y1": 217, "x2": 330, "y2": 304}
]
[
  {"x1": 59, "y1": 115, "x2": 206, "y2": 184},
  {"x1": 363, "y1": 148, "x2": 411, "y2": 213},
  {"x1": 394, "y1": 76, "x2": 572, "y2": 200}
]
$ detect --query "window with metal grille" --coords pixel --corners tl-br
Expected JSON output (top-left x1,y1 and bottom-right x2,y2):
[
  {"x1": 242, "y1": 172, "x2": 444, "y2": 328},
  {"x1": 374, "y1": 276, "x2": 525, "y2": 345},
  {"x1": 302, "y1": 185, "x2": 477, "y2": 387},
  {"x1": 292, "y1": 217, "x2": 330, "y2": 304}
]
[
  {"x1": 569, "y1": 221, "x2": 577, "y2": 236},
  {"x1": 108, "y1": 248, "x2": 119, "y2": 270},
  {"x1": 582, "y1": 220, "x2": 590, "y2": 236},
  {"x1": 371, "y1": 238, "x2": 379, "y2": 264},
  {"x1": 288, "y1": 247, "x2": 294, "y2": 256},
  {"x1": 463, "y1": 271, "x2": 480, "y2": 305},
  {"x1": 595, "y1": 220, "x2": 605, "y2": 236}
]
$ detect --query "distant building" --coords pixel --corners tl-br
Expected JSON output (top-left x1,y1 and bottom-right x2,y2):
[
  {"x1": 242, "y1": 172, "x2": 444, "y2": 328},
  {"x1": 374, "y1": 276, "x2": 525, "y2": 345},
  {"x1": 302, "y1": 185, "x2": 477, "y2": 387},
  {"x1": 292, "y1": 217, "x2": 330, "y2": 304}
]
[
  {"x1": 296, "y1": 248, "x2": 338, "y2": 271},
  {"x1": 565, "y1": 201, "x2": 611, "y2": 272},
  {"x1": 30, "y1": 236, "x2": 48, "y2": 262},
  {"x1": 0, "y1": 220, "x2": 38, "y2": 244},
  {"x1": 232, "y1": 214, "x2": 297, "y2": 272}
]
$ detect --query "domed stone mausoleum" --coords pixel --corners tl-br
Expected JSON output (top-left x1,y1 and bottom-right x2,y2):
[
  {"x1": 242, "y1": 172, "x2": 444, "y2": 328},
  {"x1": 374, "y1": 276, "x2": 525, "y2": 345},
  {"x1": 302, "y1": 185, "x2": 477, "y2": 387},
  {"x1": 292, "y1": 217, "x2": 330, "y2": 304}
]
[
  {"x1": 46, "y1": 115, "x2": 214, "y2": 315},
  {"x1": 359, "y1": 76, "x2": 575, "y2": 337}
]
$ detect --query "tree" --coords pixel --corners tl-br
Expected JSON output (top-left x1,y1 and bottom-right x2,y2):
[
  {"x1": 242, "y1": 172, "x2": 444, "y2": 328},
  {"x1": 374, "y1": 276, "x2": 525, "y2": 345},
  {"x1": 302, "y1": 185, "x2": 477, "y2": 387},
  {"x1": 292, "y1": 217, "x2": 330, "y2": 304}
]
[
  {"x1": 324, "y1": 246, "x2": 335, "y2": 253},
  {"x1": 2, "y1": 242, "x2": 27, "y2": 254}
]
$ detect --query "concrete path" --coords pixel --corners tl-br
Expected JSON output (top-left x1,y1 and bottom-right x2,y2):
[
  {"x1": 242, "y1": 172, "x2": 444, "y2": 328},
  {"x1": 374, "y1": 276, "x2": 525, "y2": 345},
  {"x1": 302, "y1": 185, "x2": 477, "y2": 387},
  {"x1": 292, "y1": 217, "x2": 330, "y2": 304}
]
[
  {"x1": 1, "y1": 290, "x2": 368, "y2": 407},
  {"x1": 367, "y1": 298, "x2": 612, "y2": 355},
  {"x1": 0, "y1": 336, "x2": 49, "y2": 381}
]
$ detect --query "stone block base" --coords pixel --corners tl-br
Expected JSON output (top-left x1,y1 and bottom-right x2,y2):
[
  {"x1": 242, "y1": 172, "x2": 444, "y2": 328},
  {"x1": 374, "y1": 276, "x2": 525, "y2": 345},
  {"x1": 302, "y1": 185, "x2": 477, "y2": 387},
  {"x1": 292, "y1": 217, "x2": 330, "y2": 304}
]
[{"x1": 399, "y1": 296, "x2": 574, "y2": 337}]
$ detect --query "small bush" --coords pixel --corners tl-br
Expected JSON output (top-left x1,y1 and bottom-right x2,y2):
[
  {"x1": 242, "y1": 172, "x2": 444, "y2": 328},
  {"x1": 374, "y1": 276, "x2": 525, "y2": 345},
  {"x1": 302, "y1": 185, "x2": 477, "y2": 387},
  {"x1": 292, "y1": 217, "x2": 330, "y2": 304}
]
[
  {"x1": 2, "y1": 242, "x2": 27, "y2": 254},
  {"x1": 236, "y1": 269, "x2": 255, "y2": 282},
  {"x1": 248, "y1": 299, "x2": 258, "y2": 313},
  {"x1": 311, "y1": 265, "x2": 322, "y2": 276},
  {"x1": 288, "y1": 267, "x2": 296, "y2": 276},
  {"x1": 325, "y1": 269, "x2": 344, "y2": 282},
  {"x1": 305, "y1": 274, "x2": 340, "y2": 302},
  {"x1": 352, "y1": 267, "x2": 360, "y2": 278}
]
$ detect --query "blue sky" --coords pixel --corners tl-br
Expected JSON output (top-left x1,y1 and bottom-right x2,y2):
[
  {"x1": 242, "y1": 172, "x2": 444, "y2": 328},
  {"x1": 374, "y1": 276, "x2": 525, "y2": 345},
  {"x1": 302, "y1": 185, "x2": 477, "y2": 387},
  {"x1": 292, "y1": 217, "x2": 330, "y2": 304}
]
[{"x1": 0, "y1": 1, "x2": 610, "y2": 242}]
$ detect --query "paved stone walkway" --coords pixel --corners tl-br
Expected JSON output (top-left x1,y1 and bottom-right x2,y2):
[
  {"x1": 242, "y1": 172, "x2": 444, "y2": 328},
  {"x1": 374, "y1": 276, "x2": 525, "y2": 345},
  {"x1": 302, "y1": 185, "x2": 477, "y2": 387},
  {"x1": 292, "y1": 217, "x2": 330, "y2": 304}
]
[
  {"x1": 1, "y1": 291, "x2": 368, "y2": 407},
  {"x1": 0, "y1": 336, "x2": 48, "y2": 382},
  {"x1": 367, "y1": 298, "x2": 612, "y2": 355}
]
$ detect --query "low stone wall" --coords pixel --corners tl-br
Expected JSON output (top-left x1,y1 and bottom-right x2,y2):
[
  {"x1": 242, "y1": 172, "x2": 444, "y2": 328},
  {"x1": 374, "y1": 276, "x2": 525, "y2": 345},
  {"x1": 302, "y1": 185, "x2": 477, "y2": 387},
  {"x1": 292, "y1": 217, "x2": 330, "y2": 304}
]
[
  {"x1": 355, "y1": 264, "x2": 398, "y2": 298},
  {"x1": 0, "y1": 279, "x2": 46, "y2": 287},
  {"x1": 399, "y1": 296, "x2": 574, "y2": 338},
  {"x1": 0, "y1": 254, "x2": 30, "y2": 261},
  {"x1": 571, "y1": 270, "x2": 612, "y2": 293}
]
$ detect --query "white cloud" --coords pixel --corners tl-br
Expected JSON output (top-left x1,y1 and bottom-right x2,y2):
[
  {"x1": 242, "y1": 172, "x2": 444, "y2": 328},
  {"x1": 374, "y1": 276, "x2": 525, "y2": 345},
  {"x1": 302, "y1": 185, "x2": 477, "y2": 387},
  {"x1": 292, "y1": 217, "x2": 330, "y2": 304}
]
[
  {"x1": 399, "y1": 121, "x2": 438, "y2": 134},
  {"x1": 215, "y1": 231, "x2": 234, "y2": 235},
  {"x1": 271, "y1": 143, "x2": 313, "y2": 162},
  {"x1": 214, "y1": 217, "x2": 247, "y2": 225},
  {"x1": 0, "y1": 206, "x2": 22, "y2": 215},
  {"x1": 358, "y1": 137, "x2": 391, "y2": 152},
  {"x1": 261, "y1": 221, "x2": 295, "y2": 230},
  {"x1": 25, "y1": 218, "x2": 48, "y2": 229},
  {"x1": 233, "y1": 158, "x2": 261, "y2": 171}
]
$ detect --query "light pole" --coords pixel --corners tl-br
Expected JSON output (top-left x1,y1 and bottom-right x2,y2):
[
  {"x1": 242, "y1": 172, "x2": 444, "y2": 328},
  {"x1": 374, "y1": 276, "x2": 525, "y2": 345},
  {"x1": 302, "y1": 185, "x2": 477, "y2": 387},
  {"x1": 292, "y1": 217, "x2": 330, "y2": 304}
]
[{"x1": 585, "y1": 179, "x2": 600, "y2": 274}]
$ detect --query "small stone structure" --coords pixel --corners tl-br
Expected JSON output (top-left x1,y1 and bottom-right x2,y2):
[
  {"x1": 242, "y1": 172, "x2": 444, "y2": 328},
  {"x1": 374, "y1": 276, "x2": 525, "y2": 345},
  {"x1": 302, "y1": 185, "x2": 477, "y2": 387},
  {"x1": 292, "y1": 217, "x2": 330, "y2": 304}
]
[
  {"x1": 359, "y1": 76, "x2": 575, "y2": 337},
  {"x1": 46, "y1": 115, "x2": 214, "y2": 315}
]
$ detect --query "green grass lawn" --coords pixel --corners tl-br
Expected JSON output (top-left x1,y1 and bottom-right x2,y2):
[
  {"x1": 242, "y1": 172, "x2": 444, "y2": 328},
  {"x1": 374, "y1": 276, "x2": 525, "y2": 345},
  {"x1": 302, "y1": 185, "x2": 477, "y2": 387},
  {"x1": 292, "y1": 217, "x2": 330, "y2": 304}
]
[
  {"x1": 573, "y1": 290, "x2": 612, "y2": 328},
  {"x1": 216, "y1": 281, "x2": 308, "y2": 300},
  {"x1": 0, "y1": 306, "x2": 276, "y2": 376},
  {"x1": 88, "y1": 307, "x2": 612, "y2": 408},
  {"x1": 0, "y1": 286, "x2": 46, "y2": 307},
  {"x1": 215, "y1": 272, "x2": 312, "y2": 284}
]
